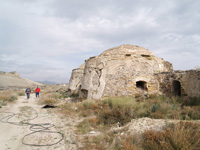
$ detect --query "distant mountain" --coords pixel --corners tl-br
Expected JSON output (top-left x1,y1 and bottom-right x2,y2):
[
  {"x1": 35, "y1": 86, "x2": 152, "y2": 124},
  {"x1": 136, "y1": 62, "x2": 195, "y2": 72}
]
[{"x1": 37, "y1": 81, "x2": 59, "y2": 85}]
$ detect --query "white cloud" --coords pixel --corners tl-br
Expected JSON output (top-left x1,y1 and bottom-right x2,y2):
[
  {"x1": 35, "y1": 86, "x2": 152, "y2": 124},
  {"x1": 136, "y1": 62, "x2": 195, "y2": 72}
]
[{"x1": 0, "y1": 0, "x2": 200, "y2": 83}]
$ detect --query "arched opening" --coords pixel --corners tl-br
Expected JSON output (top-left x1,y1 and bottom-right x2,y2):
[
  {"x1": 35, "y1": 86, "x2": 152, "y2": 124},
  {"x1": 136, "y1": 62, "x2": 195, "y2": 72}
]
[
  {"x1": 172, "y1": 80, "x2": 181, "y2": 96},
  {"x1": 80, "y1": 89, "x2": 88, "y2": 99},
  {"x1": 136, "y1": 81, "x2": 147, "y2": 91}
]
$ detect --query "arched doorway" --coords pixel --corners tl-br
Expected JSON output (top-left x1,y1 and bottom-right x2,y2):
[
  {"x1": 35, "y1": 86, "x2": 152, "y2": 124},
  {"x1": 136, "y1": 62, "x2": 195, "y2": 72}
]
[
  {"x1": 172, "y1": 80, "x2": 181, "y2": 96},
  {"x1": 136, "y1": 81, "x2": 147, "y2": 91}
]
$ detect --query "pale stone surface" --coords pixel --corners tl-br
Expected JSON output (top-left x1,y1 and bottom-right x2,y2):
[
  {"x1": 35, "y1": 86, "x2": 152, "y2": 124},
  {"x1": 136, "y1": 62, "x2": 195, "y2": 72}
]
[
  {"x1": 68, "y1": 64, "x2": 85, "y2": 95},
  {"x1": 125, "y1": 118, "x2": 167, "y2": 134},
  {"x1": 68, "y1": 44, "x2": 200, "y2": 99},
  {"x1": 68, "y1": 44, "x2": 173, "y2": 99}
]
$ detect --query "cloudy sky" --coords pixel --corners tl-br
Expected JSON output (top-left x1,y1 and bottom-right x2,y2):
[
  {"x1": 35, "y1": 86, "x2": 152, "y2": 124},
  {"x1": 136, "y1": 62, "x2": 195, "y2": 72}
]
[{"x1": 0, "y1": 0, "x2": 199, "y2": 83}]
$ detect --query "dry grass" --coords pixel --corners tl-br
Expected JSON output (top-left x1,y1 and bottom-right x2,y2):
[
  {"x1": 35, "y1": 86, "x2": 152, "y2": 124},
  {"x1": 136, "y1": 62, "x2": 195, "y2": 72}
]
[
  {"x1": 58, "y1": 102, "x2": 78, "y2": 117},
  {"x1": 120, "y1": 136, "x2": 139, "y2": 150},
  {"x1": 33, "y1": 89, "x2": 200, "y2": 149},
  {"x1": 71, "y1": 95, "x2": 200, "y2": 149},
  {"x1": 0, "y1": 90, "x2": 18, "y2": 107},
  {"x1": 76, "y1": 119, "x2": 93, "y2": 134},
  {"x1": 80, "y1": 132, "x2": 118, "y2": 150},
  {"x1": 142, "y1": 122, "x2": 200, "y2": 150},
  {"x1": 15, "y1": 90, "x2": 25, "y2": 96},
  {"x1": 39, "y1": 93, "x2": 58, "y2": 105}
]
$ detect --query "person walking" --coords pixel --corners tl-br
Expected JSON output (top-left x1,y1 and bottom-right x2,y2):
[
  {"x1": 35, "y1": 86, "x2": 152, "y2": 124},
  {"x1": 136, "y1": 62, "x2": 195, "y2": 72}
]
[
  {"x1": 35, "y1": 86, "x2": 40, "y2": 98},
  {"x1": 25, "y1": 87, "x2": 31, "y2": 99}
]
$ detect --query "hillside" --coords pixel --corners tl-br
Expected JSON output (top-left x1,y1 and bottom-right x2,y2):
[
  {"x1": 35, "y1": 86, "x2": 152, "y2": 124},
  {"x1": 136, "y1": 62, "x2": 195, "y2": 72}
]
[{"x1": 0, "y1": 71, "x2": 42, "y2": 89}]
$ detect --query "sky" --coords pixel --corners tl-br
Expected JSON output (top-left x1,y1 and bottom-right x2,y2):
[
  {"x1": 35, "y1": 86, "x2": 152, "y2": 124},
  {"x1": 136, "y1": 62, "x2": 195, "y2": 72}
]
[{"x1": 0, "y1": 0, "x2": 200, "y2": 83}]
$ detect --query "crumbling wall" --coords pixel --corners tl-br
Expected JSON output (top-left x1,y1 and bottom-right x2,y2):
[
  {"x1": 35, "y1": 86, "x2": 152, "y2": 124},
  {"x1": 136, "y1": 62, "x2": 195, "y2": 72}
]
[
  {"x1": 79, "y1": 57, "x2": 107, "y2": 99},
  {"x1": 68, "y1": 64, "x2": 85, "y2": 95},
  {"x1": 155, "y1": 70, "x2": 200, "y2": 97}
]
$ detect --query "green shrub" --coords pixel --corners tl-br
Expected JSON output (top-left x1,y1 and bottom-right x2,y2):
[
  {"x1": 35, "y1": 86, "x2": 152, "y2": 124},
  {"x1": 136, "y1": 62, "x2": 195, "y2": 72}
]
[
  {"x1": 82, "y1": 99, "x2": 96, "y2": 109},
  {"x1": 70, "y1": 93, "x2": 79, "y2": 98},
  {"x1": 18, "y1": 92, "x2": 25, "y2": 96},
  {"x1": 97, "y1": 97, "x2": 136, "y2": 125},
  {"x1": 9, "y1": 95, "x2": 17, "y2": 102},
  {"x1": 76, "y1": 119, "x2": 92, "y2": 134},
  {"x1": 102, "y1": 97, "x2": 135, "y2": 109},
  {"x1": 97, "y1": 107, "x2": 135, "y2": 125}
]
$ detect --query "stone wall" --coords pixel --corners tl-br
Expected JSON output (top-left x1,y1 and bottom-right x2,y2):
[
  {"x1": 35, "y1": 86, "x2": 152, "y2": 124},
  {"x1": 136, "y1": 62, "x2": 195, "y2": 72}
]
[
  {"x1": 156, "y1": 70, "x2": 200, "y2": 97},
  {"x1": 68, "y1": 64, "x2": 85, "y2": 95}
]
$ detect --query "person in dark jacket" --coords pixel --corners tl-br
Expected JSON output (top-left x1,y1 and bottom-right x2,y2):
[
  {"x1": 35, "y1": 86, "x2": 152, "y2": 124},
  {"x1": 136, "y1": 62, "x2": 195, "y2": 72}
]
[
  {"x1": 25, "y1": 87, "x2": 31, "y2": 99},
  {"x1": 35, "y1": 86, "x2": 40, "y2": 98}
]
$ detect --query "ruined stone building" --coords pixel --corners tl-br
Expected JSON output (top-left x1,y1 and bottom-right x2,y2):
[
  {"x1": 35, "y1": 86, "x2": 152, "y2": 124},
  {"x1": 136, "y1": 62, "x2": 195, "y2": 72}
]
[{"x1": 68, "y1": 44, "x2": 200, "y2": 99}]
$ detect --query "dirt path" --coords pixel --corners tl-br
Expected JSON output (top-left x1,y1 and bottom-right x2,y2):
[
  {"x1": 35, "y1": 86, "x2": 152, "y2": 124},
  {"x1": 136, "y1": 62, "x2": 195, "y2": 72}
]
[{"x1": 0, "y1": 94, "x2": 78, "y2": 150}]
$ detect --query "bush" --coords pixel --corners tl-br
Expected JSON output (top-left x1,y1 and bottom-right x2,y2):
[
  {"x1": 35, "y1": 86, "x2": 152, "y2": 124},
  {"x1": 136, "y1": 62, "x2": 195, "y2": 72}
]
[
  {"x1": 142, "y1": 122, "x2": 200, "y2": 150},
  {"x1": 39, "y1": 94, "x2": 57, "y2": 105},
  {"x1": 180, "y1": 106, "x2": 200, "y2": 120},
  {"x1": 82, "y1": 99, "x2": 96, "y2": 109},
  {"x1": 76, "y1": 119, "x2": 92, "y2": 134},
  {"x1": 102, "y1": 97, "x2": 135, "y2": 109},
  {"x1": 0, "y1": 90, "x2": 18, "y2": 102},
  {"x1": 97, "y1": 107, "x2": 135, "y2": 125},
  {"x1": 97, "y1": 97, "x2": 136, "y2": 125},
  {"x1": 70, "y1": 93, "x2": 79, "y2": 98}
]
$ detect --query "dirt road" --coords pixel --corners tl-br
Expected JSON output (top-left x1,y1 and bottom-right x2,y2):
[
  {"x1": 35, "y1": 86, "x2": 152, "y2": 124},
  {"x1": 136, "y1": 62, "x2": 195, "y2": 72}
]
[{"x1": 0, "y1": 94, "x2": 78, "y2": 150}]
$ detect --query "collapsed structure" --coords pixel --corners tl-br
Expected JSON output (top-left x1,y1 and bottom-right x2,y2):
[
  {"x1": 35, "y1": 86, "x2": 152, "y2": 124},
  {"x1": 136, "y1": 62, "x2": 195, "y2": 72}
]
[{"x1": 68, "y1": 44, "x2": 200, "y2": 99}]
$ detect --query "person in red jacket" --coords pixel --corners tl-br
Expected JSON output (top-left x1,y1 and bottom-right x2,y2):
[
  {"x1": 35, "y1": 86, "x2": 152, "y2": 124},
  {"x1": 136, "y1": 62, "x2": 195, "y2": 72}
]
[{"x1": 35, "y1": 86, "x2": 41, "y2": 98}]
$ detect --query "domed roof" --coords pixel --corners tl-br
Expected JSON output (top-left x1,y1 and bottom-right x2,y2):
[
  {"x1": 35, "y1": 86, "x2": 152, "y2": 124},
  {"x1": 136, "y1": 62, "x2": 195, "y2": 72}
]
[{"x1": 99, "y1": 44, "x2": 153, "y2": 57}]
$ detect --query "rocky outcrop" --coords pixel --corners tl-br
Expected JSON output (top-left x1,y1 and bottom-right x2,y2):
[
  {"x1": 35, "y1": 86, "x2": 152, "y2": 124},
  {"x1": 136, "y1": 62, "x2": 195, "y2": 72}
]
[{"x1": 0, "y1": 71, "x2": 20, "y2": 77}]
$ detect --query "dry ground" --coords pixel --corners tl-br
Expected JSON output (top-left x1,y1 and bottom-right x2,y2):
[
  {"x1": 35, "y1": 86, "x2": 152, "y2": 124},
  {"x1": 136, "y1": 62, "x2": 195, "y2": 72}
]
[{"x1": 0, "y1": 94, "x2": 79, "y2": 150}]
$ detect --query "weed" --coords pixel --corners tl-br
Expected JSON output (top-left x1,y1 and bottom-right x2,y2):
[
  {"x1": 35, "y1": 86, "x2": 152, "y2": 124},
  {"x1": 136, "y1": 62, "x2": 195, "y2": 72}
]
[{"x1": 0, "y1": 90, "x2": 18, "y2": 103}]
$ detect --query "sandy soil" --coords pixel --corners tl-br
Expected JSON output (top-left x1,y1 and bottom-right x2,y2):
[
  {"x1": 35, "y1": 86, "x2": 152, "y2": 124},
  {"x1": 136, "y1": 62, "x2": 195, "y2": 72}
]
[{"x1": 0, "y1": 94, "x2": 78, "y2": 150}]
